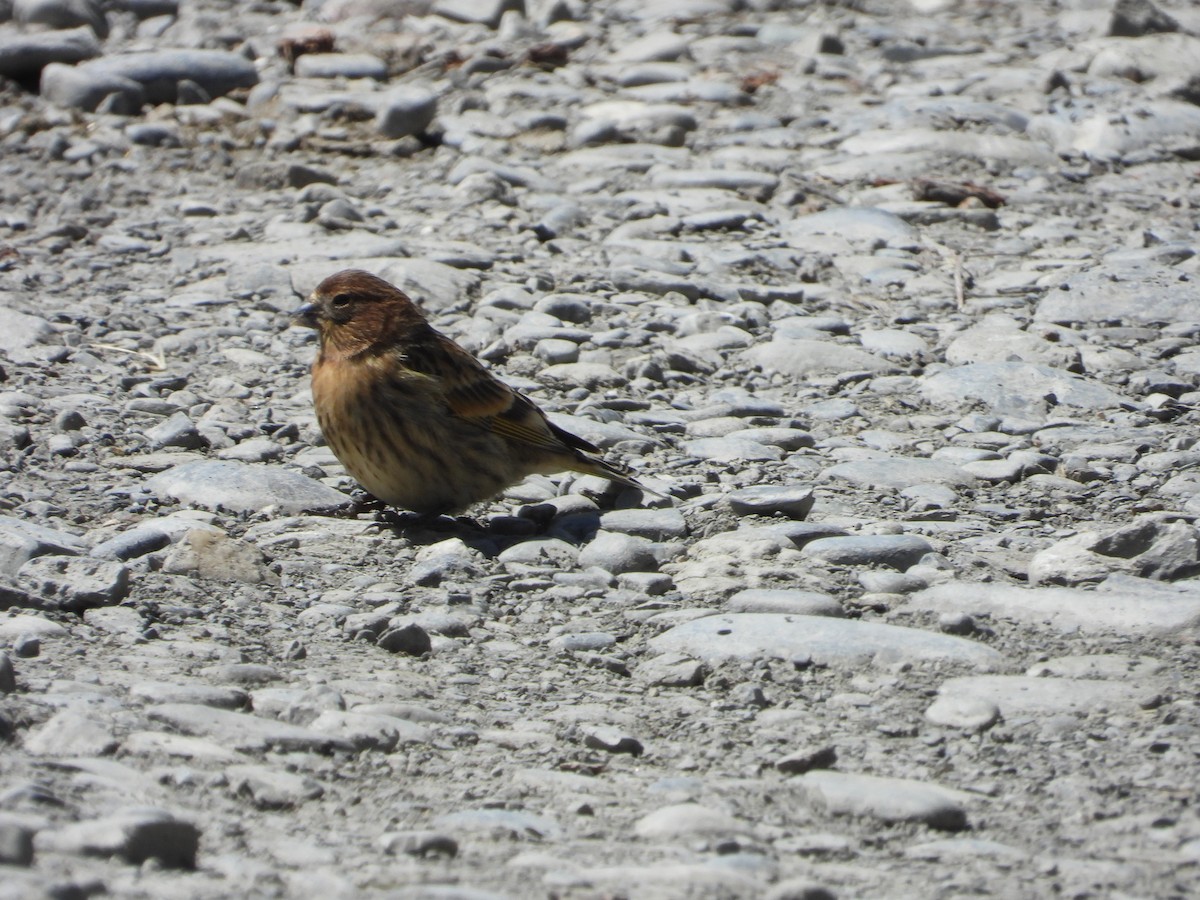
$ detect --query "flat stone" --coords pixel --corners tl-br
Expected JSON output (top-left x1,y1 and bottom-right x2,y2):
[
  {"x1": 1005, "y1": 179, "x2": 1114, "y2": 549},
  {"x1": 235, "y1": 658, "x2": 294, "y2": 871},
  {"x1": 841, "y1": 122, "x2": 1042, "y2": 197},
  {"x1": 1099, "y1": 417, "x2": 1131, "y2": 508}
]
[
  {"x1": 907, "y1": 580, "x2": 1200, "y2": 634},
  {"x1": 432, "y1": 809, "x2": 561, "y2": 840},
  {"x1": 634, "y1": 803, "x2": 742, "y2": 838},
  {"x1": 23, "y1": 709, "x2": 117, "y2": 756},
  {"x1": 0, "y1": 515, "x2": 85, "y2": 577},
  {"x1": 146, "y1": 703, "x2": 355, "y2": 754},
  {"x1": 797, "y1": 771, "x2": 972, "y2": 831},
  {"x1": 228, "y1": 764, "x2": 325, "y2": 810},
  {"x1": 924, "y1": 695, "x2": 1001, "y2": 731},
  {"x1": 0, "y1": 614, "x2": 69, "y2": 639},
  {"x1": 800, "y1": 535, "x2": 934, "y2": 570},
  {"x1": 36, "y1": 807, "x2": 199, "y2": 868},
  {"x1": 147, "y1": 461, "x2": 352, "y2": 515},
  {"x1": 933, "y1": 675, "x2": 1160, "y2": 717},
  {"x1": 825, "y1": 460, "x2": 974, "y2": 489},
  {"x1": 727, "y1": 589, "x2": 843, "y2": 617},
  {"x1": 123, "y1": 731, "x2": 245, "y2": 762},
  {"x1": 0, "y1": 25, "x2": 100, "y2": 81},
  {"x1": 921, "y1": 362, "x2": 1130, "y2": 414},
  {"x1": 783, "y1": 207, "x2": 920, "y2": 245},
  {"x1": 308, "y1": 710, "x2": 431, "y2": 751},
  {"x1": 161, "y1": 530, "x2": 276, "y2": 584},
  {"x1": 599, "y1": 508, "x2": 688, "y2": 540},
  {"x1": 744, "y1": 338, "x2": 893, "y2": 378},
  {"x1": 18, "y1": 556, "x2": 129, "y2": 612},
  {"x1": 727, "y1": 485, "x2": 815, "y2": 519},
  {"x1": 1038, "y1": 264, "x2": 1199, "y2": 326},
  {"x1": 649, "y1": 614, "x2": 1004, "y2": 669}
]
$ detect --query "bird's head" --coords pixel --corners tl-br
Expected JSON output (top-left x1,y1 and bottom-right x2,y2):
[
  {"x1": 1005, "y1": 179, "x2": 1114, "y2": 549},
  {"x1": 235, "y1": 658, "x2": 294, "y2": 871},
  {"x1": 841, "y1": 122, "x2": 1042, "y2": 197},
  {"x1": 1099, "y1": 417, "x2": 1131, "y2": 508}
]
[{"x1": 293, "y1": 269, "x2": 425, "y2": 359}]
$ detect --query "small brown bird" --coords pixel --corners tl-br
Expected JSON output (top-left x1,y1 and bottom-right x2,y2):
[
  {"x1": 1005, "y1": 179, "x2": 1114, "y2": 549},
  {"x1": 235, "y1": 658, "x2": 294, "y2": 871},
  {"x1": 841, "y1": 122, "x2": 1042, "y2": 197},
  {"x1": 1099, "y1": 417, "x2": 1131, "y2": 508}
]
[{"x1": 294, "y1": 269, "x2": 650, "y2": 515}]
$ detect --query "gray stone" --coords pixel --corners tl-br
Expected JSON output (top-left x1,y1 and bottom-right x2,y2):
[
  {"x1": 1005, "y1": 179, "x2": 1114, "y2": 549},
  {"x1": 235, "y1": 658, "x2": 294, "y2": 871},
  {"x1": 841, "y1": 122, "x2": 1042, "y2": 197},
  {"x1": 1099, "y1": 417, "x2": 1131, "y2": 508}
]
[
  {"x1": 40, "y1": 60, "x2": 145, "y2": 113},
  {"x1": 727, "y1": 485, "x2": 814, "y2": 519},
  {"x1": 229, "y1": 764, "x2": 324, "y2": 810},
  {"x1": 776, "y1": 745, "x2": 838, "y2": 775},
  {"x1": 683, "y1": 436, "x2": 783, "y2": 462},
  {"x1": 75, "y1": 49, "x2": 257, "y2": 105},
  {"x1": 432, "y1": 0, "x2": 522, "y2": 28},
  {"x1": 727, "y1": 589, "x2": 843, "y2": 617},
  {"x1": 934, "y1": 675, "x2": 1160, "y2": 717},
  {"x1": 37, "y1": 807, "x2": 198, "y2": 868},
  {"x1": 0, "y1": 614, "x2": 68, "y2": 640},
  {"x1": 146, "y1": 704, "x2": 355, "y2": 754},
  {"x1": 800, "y1": 535, "x2": 934, "y2": 570},
  {"x1": 379, "y1": 830, "x2": 459, "y2": 858},
  {"x1": 744, "y1": 338, "x2": 892, "y2": 378},
  {"x1": 907, "y1": 580, "x2": 1200, "y2": 634},
  {"x1": 143, "y1": 412, "x2": 207, "y2": 450},
  {"x1": 0, "y1": 651, "x2": 14, "y2": 693},
  {"x1": 146, "y1": 461, "x2": 352, "y2": 515},
  {"x1": 783, "y1": 207, "x2": 919, "y2": 245},
  {"x1": 129, "y1": 681, "x2": 248, "y2": 710},
  {"x1": 1110, "y1": 0, "x2": 1179, "y2": 36},
  {"x1": 432, "y1": 808, "x2": 561, "y2": 840},
  {"x1": 765, "y1": 879, "x2": 837, "y2": 900},
  {"x1": 924, "y1": 695, "x2": 1001, "y2": 731},
  {"x1": 23, "y1": 709, "x2": 117, "y2": 756},
  {"x1": 18, "y1": 556, "x2": 129, "y2": 612},
  {"x1": 634, "y1": 803, "x2": 741, "y2": 839},
  {"x1": 549, "y1": 631, "x2": 616, "y2": 652},
  {"x1": 635, "y1": 652, "x2": 705, "y2": 687},
  {"x1": 82, "y1": 605, "x2": 144, "y2": 636},
  {"x1": 0, "y1": 818, "x2": 35, "y2": 866},
  {"x1": 0, "y1": 25, "x2": 99, "y2": 81},
  {"x1": 921, "y1": 362, "x2": 1130, "y2": 414},
  {"x1": 577, "y1": 531, "x2": 660, "y2": 574},
  {"x1": 14, "y1": 0, "x2": 107, "y2": 36},
  {"x1": 377, "y1": 623, "x2": 432, "y2": 656},
  {"x1": 375, "y1": 85, "x2": 437, "y2": 138},
  {"x1": 649, "y1": 614, "x2": 1004, "y2": 669},
  {"x1": 581, "y1": 725, "x2": 643, "y2": 756},
  {"x1": 0, "y1": 516, "x2": 84, "y2": 577},
  {"x1": 599, "y1": 508, "x2": 688, "y2": 540},
  {"x1": 1037, "y1": 265, "x2": 1198, "y2": 326},
  {"x1": 293, "y1": 52, "x2": 386, "y2": 80},
  {"x1": 797, "y1": 771, "x2": 971, "y2": 831},
  {"x1": 311, "y1": 711, "x2": 431, "y2": 750},
  {"x1": 161, "y1": 530, "x2": 275, "y2": 584}
]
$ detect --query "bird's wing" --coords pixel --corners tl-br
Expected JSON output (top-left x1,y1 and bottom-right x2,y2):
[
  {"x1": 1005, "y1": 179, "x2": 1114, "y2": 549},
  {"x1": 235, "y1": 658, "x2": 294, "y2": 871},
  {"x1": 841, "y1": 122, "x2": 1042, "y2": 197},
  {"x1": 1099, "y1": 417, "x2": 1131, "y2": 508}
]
[{"x1": 402, "y1": 329, "x2": 596, "y2": 455}]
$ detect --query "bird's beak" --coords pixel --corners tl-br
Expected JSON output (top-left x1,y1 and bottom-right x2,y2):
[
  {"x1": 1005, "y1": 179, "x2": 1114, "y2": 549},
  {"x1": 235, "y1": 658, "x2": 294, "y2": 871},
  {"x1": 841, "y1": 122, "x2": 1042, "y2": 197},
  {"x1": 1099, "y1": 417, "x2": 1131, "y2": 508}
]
[{"x1": 292, "y1": 303, "x2": 320, "y2": 329}]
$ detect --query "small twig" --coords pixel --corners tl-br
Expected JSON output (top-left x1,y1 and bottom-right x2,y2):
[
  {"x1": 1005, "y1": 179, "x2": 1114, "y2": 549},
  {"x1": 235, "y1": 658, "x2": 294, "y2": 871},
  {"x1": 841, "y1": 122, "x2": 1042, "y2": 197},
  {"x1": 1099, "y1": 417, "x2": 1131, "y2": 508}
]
[{"x1": 89, "y1": 342, "x2": 167, "y2": 371}]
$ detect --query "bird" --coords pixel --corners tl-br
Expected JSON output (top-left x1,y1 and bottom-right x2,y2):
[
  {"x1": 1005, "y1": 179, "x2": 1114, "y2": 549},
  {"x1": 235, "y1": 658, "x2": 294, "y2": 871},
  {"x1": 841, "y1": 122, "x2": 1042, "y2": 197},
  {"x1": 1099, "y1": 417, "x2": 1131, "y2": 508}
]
[{"x1": 293, "y1": 269, "x2": 652, "y2": 516}]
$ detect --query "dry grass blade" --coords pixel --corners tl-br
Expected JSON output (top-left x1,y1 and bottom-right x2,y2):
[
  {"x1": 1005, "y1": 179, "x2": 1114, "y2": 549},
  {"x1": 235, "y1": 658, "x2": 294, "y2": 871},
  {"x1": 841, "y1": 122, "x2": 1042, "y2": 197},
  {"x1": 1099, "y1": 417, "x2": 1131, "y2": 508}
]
[{"x1": 89, "y1": 342, "x2": 167, "y2": 371}]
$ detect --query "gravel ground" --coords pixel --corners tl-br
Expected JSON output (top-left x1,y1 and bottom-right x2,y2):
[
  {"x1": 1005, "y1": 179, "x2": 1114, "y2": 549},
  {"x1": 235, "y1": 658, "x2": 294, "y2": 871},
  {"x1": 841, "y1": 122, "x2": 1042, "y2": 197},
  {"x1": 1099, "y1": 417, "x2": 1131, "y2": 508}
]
[{"x1": 2, "y1": 0, "x2": 1200, "y2": 897}]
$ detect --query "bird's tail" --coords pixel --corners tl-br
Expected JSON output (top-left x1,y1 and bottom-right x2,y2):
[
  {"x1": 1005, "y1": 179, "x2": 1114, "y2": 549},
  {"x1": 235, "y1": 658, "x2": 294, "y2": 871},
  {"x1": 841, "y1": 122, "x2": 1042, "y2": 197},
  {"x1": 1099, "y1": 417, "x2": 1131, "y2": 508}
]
[{"x1": 571, "y1": 453, "x2": 666, "y2": 498}]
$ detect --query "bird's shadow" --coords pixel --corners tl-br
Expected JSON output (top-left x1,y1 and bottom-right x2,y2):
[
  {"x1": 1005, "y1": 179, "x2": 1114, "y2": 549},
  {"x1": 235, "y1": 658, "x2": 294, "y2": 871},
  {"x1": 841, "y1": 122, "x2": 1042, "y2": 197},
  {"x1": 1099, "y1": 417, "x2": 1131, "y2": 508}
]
[{"x1": 362, "y1": 501, "x2": 627, "y2": 557}]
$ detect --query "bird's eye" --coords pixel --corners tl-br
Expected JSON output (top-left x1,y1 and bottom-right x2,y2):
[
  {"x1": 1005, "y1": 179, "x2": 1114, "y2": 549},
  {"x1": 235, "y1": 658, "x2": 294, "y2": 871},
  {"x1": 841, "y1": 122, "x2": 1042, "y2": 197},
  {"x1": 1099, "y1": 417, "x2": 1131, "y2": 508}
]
[{"x1": 331, "y1": 293, "x2": 352, "y2": 308}]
